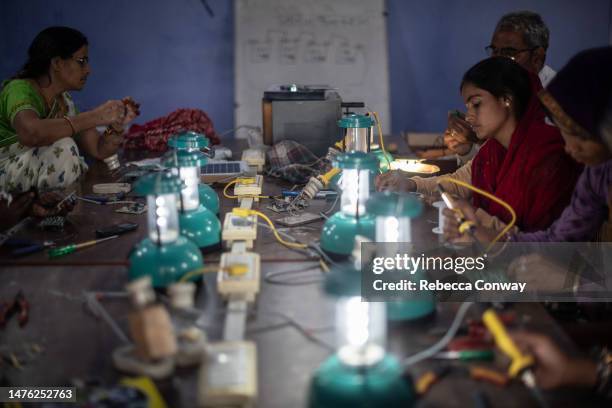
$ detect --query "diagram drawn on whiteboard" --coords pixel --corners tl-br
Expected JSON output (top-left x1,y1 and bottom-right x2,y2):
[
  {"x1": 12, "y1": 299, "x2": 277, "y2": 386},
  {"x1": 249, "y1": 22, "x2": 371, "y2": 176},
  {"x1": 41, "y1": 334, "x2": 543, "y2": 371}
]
[{"x1": 235, "y1": 0, "x2": 390, "y2": 135}]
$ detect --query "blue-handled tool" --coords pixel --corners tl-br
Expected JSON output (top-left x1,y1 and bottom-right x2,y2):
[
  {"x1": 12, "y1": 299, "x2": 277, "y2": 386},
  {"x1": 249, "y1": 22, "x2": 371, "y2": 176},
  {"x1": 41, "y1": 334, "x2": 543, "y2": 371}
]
[{"x1": 5, "y1": 237, "x2": 55, "y2": 257}]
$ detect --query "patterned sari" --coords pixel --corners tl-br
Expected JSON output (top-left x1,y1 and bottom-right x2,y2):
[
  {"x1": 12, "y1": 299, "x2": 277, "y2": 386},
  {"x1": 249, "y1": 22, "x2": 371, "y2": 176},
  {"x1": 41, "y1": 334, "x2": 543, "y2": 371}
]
[{"x1": 0, "y1": 79, "x2": 87, "y2": 192}]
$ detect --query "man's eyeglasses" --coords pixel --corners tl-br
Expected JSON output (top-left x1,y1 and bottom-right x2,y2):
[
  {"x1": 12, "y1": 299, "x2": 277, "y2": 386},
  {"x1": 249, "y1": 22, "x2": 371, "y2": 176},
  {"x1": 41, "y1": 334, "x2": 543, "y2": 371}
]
[
  {"x1": 73, "y1": 56, "x2": 89, "y2": 67},
  {"x1": 485, "y1": 45, "x2": 536, "y2": 59}
]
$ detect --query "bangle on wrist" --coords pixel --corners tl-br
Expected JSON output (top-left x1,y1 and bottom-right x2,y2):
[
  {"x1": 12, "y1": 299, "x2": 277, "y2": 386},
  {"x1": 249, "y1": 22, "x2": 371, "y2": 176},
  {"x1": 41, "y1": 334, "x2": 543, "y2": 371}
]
[{"x1": 63, "y1": 115, "x2": 76, "y2": 136}]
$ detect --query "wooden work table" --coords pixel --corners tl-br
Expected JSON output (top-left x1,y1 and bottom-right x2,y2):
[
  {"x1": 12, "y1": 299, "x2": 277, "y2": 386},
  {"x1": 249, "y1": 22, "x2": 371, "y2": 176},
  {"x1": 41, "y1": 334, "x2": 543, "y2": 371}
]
[{"x1": 0, "y1": 142, "x2": 602, "y2": 407}]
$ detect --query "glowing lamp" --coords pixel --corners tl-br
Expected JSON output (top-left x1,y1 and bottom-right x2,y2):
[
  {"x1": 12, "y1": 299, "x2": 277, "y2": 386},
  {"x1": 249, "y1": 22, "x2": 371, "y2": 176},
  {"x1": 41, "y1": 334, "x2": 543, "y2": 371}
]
[
  {"x1": 389, "y1": 159, "x2": 440, "y2": 175},
  {"x1": 320, "y1": 152, "x2": 377, "y2": 259},
  {"x1": 308, "y1": 258, "x2": 415, "y2": 407},
  {"x1": 367, "y1": 192, "x2": 435, "y2": 321},
  {"x1": 128, "y1": 172, "x2": 204, "y2": 288},
  {"x1": 167, "y1": 131, "x2": 220, "y2": 215},
  {"x1": 164, "y1": 149, "x2": 221, "y2": 251}
]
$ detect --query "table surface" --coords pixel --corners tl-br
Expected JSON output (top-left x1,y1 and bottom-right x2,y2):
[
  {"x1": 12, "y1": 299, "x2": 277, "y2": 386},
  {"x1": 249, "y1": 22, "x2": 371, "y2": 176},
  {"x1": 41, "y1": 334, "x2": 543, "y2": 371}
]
[{"x1": 0, "y1": 140, "x2": 603, "y2": 407}]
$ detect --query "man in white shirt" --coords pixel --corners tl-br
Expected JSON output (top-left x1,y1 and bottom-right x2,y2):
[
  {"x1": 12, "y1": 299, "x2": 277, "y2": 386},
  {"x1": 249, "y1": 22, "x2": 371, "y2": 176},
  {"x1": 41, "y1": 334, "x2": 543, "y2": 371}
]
[
  {"x1": 443, "y1": 11, "x2": 556, "y2": 164},
  {"x1": 487, "y1": 11, "x2": 556, "y2": 87}
]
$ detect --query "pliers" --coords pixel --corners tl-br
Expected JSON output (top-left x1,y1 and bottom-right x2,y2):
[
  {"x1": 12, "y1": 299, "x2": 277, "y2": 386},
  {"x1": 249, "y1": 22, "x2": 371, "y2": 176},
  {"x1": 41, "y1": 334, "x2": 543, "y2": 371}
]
[{"x1": 0, "y1": 291, "x2": 29, "y2": 328}]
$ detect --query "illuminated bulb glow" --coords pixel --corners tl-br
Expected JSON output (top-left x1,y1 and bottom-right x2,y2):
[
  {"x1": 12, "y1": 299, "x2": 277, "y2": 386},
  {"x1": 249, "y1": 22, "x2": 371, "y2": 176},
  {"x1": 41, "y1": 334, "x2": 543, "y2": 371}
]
[
  {"x1": 336, "y1": 297, "x2": 386, "y2": 366},
  {"x1": 147, "y1": 193, "x2": 179, "y2": 244},
  {"x1": 340, "y1": 169, "x2": 369, "y2": 215},
  {"x1": 376, "y1": 216, "x2": 412, "y2": 243},
  {"x1": 178, "y1": 167, "x2": 200, "y2": 211},
  {"x1": 389, "y1": 159, "x2": 440, "y2": 174}
]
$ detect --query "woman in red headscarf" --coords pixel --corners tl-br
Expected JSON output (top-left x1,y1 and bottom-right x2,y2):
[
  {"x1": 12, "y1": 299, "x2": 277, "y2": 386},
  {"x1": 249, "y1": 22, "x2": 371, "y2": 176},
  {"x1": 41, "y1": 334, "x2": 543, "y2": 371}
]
[
  {"x1": 465, "y1": 57, "x2": 582, "y2": 231},
  {"x1": 378, "y1": 57, "x2": 581, "y2": 232}
]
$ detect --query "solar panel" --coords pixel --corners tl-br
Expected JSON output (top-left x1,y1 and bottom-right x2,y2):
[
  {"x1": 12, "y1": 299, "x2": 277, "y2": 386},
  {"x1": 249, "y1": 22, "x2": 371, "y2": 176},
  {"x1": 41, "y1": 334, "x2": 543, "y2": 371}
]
[
  {"x1": 200, "y1": 161, "x2": 248, "y2": 183},
  {"x1": 201, "y1": 162, "x2": 242, "y2": 174}
]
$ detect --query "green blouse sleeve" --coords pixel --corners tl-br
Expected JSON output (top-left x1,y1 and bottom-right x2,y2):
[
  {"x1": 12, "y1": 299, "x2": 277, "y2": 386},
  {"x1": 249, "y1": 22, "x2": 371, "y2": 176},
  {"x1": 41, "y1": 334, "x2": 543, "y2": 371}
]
[{"x1": 1, "y1": 80, "x2": 46, "y2": 125}]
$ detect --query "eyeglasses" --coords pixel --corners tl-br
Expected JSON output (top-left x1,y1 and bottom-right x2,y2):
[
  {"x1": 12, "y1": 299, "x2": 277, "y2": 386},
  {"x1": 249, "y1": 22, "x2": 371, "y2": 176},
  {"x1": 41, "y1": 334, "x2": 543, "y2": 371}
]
[
  {"x1": 73, "y1": 56, "x2": 89, "y2": 67},
  {"x1": 485, "y1": 45, "x2": 536, "y2": 58}
]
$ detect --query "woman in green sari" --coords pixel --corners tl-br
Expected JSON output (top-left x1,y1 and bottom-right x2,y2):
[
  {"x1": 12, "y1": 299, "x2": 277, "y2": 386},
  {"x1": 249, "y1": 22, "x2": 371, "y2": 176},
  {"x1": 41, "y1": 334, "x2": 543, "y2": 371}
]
[{"x1": 0, "y1": 26, "x2": 139, "y2": 193}]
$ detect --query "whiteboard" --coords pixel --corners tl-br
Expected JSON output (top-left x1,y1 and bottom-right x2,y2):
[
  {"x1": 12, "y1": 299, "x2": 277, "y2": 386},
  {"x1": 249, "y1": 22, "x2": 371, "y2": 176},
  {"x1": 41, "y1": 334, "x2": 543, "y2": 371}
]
[{"x1": 234, "y1": 0, "x2": 391, "y2": 135}]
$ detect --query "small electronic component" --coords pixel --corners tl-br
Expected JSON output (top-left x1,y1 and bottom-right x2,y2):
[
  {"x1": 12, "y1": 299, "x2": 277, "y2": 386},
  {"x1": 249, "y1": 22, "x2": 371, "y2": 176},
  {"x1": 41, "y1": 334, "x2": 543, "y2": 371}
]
[
  {"x1": 276, "y1": 212, "x2": 322, "y2": 227},
  {"x1": 93, "y1": 183, "x2": 131, "y2": 194},
  {"x1": 222, "y1": 213, "x2": 257, "y2": 248},
  {"x1": 241, "y1": 148, "x2": 266, "y2": 173},
  {"x1": 233, "y1": 175, "x2": 263, "y2": 199},
  {"x1": 217, "y1": 252, "x2": 260, "y2": 302},
  {"x1": 38, "y1": 216, "x2": 66, "y2": 231},
  {"x1": 198, "y1": 341, "x2": 257, "y2": 408},
  {"x1": 116, "y1": 203, "x2": 147, "y2": 215},
  {"x1": 267, "y1": 197, "x2": 307, "y2": 213}
]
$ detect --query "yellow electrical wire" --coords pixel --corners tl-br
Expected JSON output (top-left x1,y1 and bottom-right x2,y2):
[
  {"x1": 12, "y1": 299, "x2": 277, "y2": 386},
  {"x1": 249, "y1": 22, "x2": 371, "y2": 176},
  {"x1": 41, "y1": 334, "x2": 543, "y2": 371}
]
[
  {"x1": 439, "y1": 177, "x2": 517, "y2": 252},
  {"x1": 179, "y1": 265, "x2": 220, "y2": 282},
  {"x1": 371, "y1": 111, "x2": 392, "y2": 168},
  {"x1": 223, "y1": 178, "x2": 271, "y2": 200},
  {"x1": 232, "y1": 208, "x2": 308, "y2": 249}
]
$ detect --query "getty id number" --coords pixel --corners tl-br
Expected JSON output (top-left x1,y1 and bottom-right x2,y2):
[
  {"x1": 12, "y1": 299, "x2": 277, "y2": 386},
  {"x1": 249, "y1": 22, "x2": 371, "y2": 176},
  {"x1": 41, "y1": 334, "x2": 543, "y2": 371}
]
[{"x1": 0, "y1": 387, "x2": 76, "y2": 402}]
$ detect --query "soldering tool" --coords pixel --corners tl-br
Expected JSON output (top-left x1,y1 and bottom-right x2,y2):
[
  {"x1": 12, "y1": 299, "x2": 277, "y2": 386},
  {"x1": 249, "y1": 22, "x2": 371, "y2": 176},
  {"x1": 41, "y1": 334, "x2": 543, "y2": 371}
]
[
  {"x1": 437, "y1": 183, "x2": 476, "y2": 235},
  {"x1": 437, "y1": 183, "x2": 488, "y2": 254},
  {"x1": 482, "y1": 308, "x2": 548, "y2": 408}
]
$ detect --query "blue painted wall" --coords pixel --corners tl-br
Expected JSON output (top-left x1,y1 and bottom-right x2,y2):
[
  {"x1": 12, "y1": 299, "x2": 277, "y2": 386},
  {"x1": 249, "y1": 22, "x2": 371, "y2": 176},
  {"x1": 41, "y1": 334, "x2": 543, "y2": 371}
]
[
  {"x1": 1, "y1": 0, "x2": 610, "y2": 135},
  {"x1": 387, "y1": 0, "x2": 612, "y2": 132}
]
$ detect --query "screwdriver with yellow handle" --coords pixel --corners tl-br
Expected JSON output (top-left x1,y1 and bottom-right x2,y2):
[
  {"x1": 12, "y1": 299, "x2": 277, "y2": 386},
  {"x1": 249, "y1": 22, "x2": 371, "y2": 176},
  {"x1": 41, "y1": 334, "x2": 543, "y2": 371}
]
[
  {"x1": 483, "y1": 308, "x2": 548, "y2": 408},
  {"x1": 48, "y1": 235, "x2": 119, "y2": 258}
]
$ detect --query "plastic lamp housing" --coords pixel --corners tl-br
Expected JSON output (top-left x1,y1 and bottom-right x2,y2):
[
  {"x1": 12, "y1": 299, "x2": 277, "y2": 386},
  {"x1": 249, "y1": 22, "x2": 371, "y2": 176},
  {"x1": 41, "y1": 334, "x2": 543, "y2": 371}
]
[
  {"x1": 134, "y1": 171, "x2": 184, "y2": 244},
  {"x1": 367, "y1": 191, "x2": 423, "y2": 243},
  {"x1": 336, "y1": 152, "x2": 378, "y2": 216},
  {"x1": 163, "y1": 151, "x2": 221, "y2": 250},
  {"x1": 129, "y1": 172, "x2": 204, "y2": 287},
  {"x1": 167, "y1": 131, "x2": 210, "y2": 150},
  {"x1": 167, "y1": 132, "x2": 220, "y2": 215},
  {"x1": 308, "y1": 261, "x2": 415, "y2": 408},
  {"x1": 164, "y1": 150, "x2": 207, "y2": 211},
  {"x1": 338, "y1": 114, "x2": 373, "y2": 153},
  {"x1": 324, "y1": 262, "x2": 386, "y2": 367},
  {"x1": 320, "y1": 152, "x2": 378, "y2": 258}
]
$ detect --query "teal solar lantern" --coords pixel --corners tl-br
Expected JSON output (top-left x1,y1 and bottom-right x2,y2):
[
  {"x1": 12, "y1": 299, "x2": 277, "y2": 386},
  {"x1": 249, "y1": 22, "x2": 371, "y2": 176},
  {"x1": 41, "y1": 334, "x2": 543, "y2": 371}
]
[
  {"x1": 367, "y1": 192, "x2": 435, "y2": 321},
  {"x1": 338, "y1": 114, "x2": 392, "y2": 172},
  {"x1": 164, "y1": 150, "x2": 221, "y2": 252},
  {"x1": 338, "y1": 114, "x2": 374, "y2": 153},
  {"x1": 308, "y1": 257, "x2": 415, "y2": 408},
  {"x1": 167, "y1": 131, "x2": 219, "y2": 215},
  {"x1": 370, "y1": 147, "x2": 394, "y2": 173},
  {"x1": 128, "y1": 172, "x2": 204, "y2": 288},
  {"x1": 320, "y1": 152, "x2": 377, "y2": 259}
]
